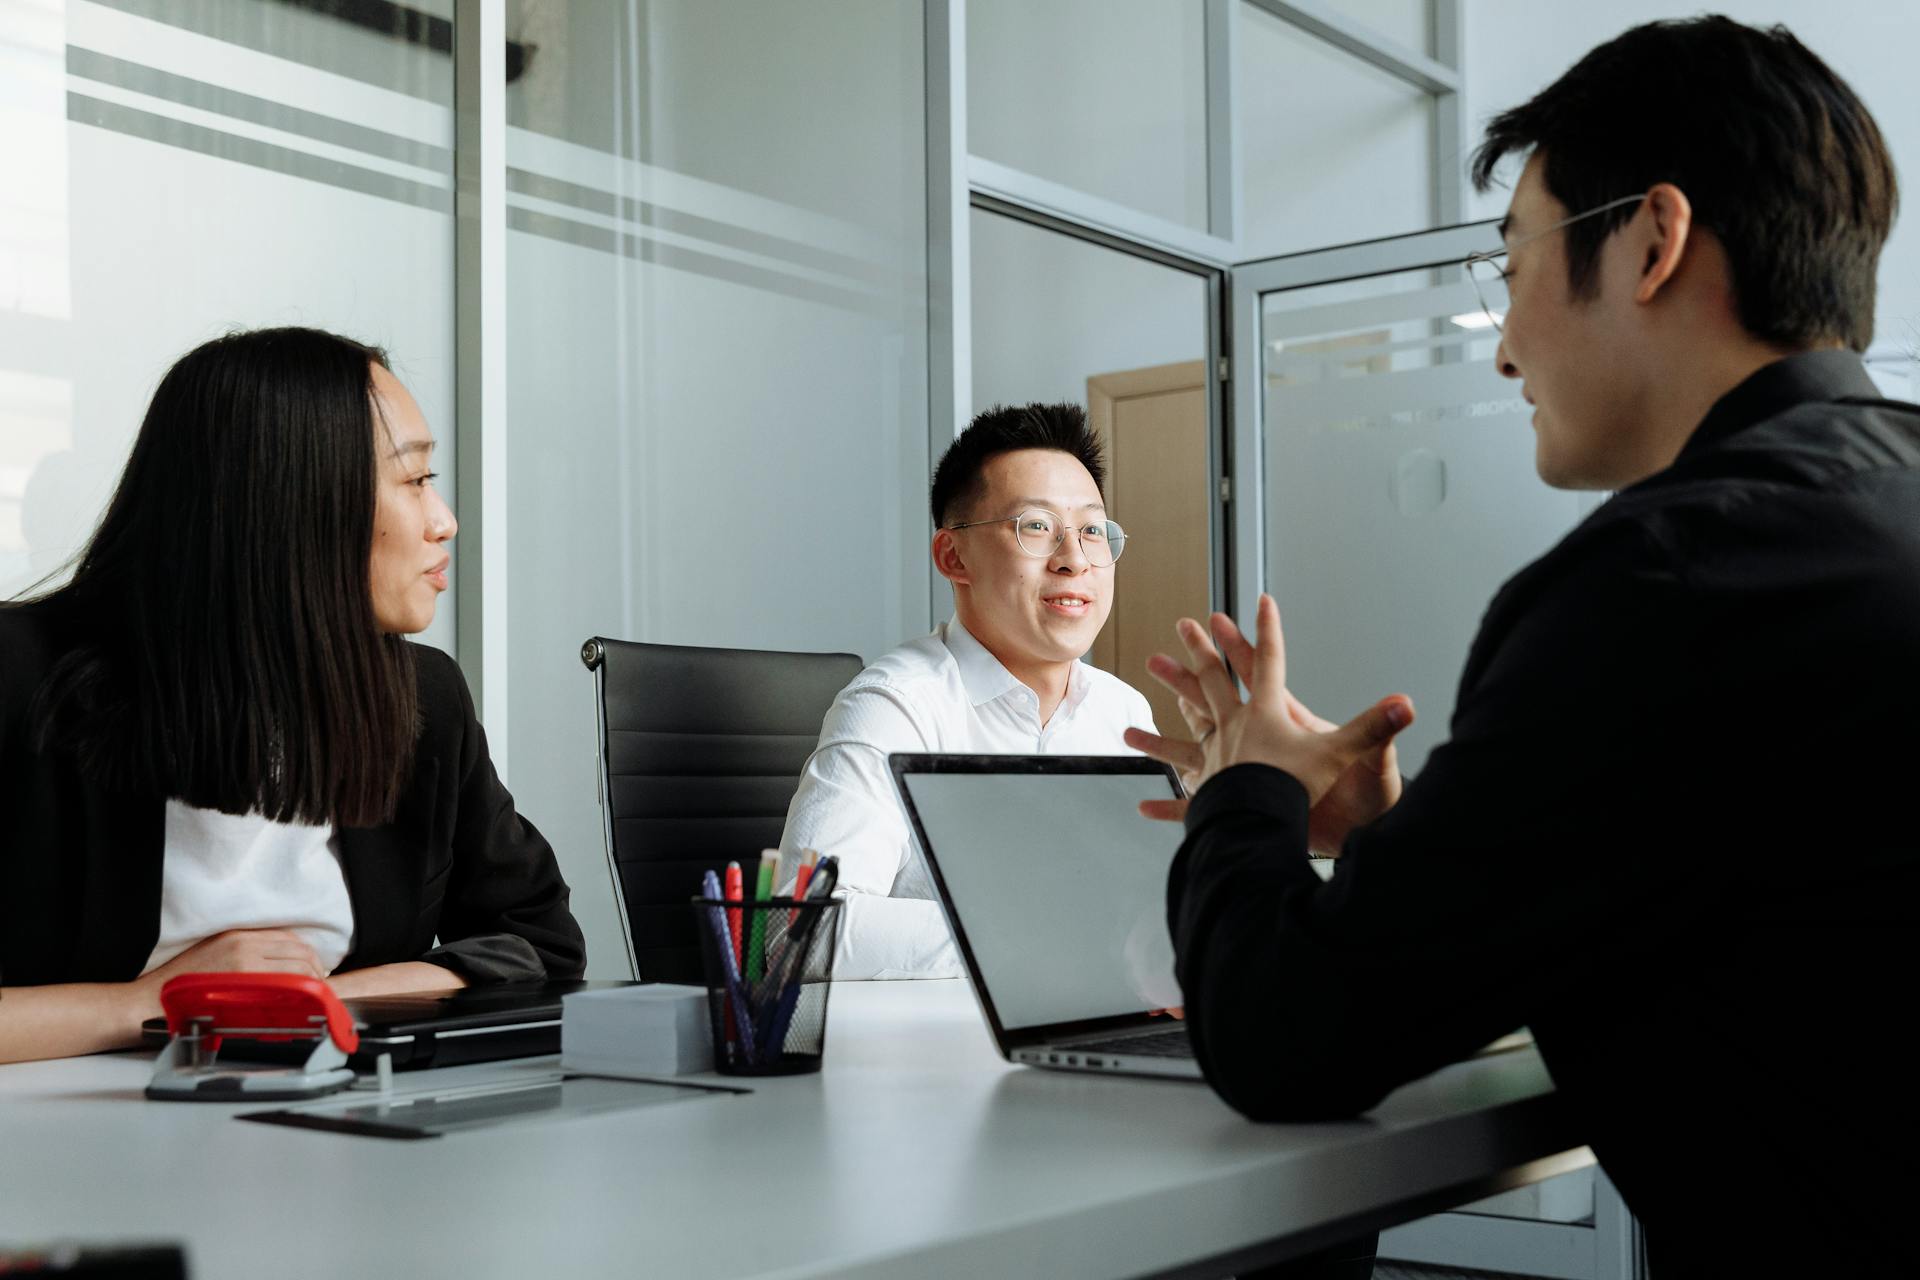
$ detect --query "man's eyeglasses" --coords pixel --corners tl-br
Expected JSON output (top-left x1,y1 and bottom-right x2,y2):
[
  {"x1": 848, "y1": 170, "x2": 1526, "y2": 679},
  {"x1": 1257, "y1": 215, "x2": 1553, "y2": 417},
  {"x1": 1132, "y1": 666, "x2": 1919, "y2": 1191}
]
[
  {"x1": 1463, "y1": 193, "x2": 1647, "y2": 333},
  {"x1": 944, "y1": 508, "x2": 1128, "y2": 567}
]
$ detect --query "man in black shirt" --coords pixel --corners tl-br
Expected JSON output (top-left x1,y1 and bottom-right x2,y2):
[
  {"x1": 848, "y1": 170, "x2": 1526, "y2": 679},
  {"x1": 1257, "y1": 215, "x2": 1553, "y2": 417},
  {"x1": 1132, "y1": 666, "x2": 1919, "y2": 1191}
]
[{"x1": 1128, "y1": 17, "x2": 1918, "y2": 1276}]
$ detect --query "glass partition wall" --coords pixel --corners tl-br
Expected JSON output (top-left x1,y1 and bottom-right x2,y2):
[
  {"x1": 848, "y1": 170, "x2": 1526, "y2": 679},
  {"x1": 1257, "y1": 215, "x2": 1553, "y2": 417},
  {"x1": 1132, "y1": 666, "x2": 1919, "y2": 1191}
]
[
  {"x1": 0, "y1": 0, "x2": 456, "y2": 661},
  {"x1": 500, "y1": 0, "x2": 931, "y2": 978}
]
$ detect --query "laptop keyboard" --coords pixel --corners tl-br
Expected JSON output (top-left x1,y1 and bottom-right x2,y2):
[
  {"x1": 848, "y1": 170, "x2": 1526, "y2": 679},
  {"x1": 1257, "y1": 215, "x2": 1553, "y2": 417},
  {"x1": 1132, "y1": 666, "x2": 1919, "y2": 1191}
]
[{"x1": 1074, "y1": 1028, "x2": 1194, "y2": 1059}]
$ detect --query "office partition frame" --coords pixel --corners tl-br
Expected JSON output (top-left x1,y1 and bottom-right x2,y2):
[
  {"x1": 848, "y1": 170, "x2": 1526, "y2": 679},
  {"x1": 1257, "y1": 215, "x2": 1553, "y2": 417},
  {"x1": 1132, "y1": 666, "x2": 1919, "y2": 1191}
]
[
  {"x1": 1224, "y1": 218, "x2": 1496, "y2": 624},
  {"x1": 452, "y1": 0, "x2": 508, "y2": 776},
  {"x1": 924, "y1": 0, "x2": 1467, "y2": 626}
]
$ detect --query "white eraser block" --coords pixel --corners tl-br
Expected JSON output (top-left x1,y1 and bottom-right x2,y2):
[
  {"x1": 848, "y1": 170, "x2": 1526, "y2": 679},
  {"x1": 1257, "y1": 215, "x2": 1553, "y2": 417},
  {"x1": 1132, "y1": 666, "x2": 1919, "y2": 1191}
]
[{"x1": 561, "y1": 984, "x2": 713, "y2": 1078}]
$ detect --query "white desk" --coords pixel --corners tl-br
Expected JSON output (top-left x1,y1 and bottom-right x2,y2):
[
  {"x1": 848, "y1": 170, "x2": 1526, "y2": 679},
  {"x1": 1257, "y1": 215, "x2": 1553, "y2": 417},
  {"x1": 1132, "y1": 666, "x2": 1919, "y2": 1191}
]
[{"x1": 0, "y1": 980, "x2": 1588, "y2": 1279}]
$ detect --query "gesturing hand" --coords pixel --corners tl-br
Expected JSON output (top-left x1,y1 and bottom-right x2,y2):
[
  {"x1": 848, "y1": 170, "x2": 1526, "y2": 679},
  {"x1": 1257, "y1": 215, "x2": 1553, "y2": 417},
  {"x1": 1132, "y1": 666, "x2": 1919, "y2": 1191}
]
[{"x1": 1123, "y1": 595, "x2": 1413, "y2": 852}]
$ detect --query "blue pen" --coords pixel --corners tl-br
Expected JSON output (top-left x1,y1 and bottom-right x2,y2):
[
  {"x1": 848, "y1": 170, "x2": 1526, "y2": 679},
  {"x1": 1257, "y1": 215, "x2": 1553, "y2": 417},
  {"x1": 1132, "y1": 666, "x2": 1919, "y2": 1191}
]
[
  {"x1": 701, "y1": 870, "x2": 757, "y2": 1063},
  {"x1": 700, "y1": 871, "x2": 735, "y2": 1059}
]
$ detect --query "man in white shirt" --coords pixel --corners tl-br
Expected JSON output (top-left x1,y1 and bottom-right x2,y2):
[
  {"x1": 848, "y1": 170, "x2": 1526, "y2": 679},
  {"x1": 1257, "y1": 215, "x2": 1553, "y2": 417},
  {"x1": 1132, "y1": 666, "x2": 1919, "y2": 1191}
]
[{"x1": 779, "y1": 403, "x2": 1157, "y2": 978}]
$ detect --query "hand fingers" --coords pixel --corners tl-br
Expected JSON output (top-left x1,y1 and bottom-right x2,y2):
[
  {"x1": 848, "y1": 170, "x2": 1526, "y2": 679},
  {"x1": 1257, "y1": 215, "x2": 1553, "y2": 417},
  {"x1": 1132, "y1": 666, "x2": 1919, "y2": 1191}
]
[
  {"x1": 241, "y1": 929, "x2": 322, "y2": 962},
  {"x1": 1123, "y1": 727, "x2": 1203, "y2": 775},
  {"x1": 1363, "y1": 733, "x2": 1401, "y2": 781},
  {"x1": 1175, "y1": 696, "x2": 1213, "y2": 738},
  {"x1": 1146, "y1": 653, "x2": 1208, "y2": 710},
  {"x1": 256, "y1": 956, "x2": 327, "y2": 978},
  {"x1": 1252, "y1": 594, "x2": 1287, "y2": 704},
  {"x1": 1328, "y1": 695, "x2": 1415, "y2": 764},
  {"x1": 1125, "y1": 729, "x2": 1200, "y2": 782},
  {"x1": 1138, "y1": 797, "x2": 1190, "y2": 823},
  {"x1": 227, "y1": 928, "x2": 317, "y2": 949},
  {"x1": 244, "y1": 950, "x2": 325, "y2": 977},
  {"x1": 1209, "y1": 613, "x2": 1255, "y2": 690},
  {"x1": 216, "y1": 929, "x2": 323, "y2": 976},
  {"x1": 1176, "y1": 618, "x2": 1240, "y2": 723}
]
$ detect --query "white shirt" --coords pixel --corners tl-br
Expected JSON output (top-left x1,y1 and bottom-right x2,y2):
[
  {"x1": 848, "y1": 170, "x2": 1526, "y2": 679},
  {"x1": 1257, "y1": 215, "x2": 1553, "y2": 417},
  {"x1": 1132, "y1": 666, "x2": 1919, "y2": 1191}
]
[
  {"x1": 139, "y1": 801, "x2": 357, "y2": 976},
  {"x1": 778, "y1": 617, "x2": 1156, "y2": 980}
]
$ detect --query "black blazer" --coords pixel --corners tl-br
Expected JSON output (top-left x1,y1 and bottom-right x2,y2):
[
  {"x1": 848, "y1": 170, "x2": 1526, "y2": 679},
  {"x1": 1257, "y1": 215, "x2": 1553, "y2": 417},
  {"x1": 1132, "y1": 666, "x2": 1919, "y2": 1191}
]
[{"x1": 0, "y1": 605, "x2": 586, "y2": 987}]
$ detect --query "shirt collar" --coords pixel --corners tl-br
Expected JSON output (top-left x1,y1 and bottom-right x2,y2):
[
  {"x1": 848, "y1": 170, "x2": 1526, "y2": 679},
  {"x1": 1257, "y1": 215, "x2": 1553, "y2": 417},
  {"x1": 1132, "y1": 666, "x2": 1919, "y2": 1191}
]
[
  {"x1": 941, "y1": 615, "x2": 1087, "y2": 711},
  {"x1": 1677, "y1": 349, "x2": 1884, "y2": 463}
]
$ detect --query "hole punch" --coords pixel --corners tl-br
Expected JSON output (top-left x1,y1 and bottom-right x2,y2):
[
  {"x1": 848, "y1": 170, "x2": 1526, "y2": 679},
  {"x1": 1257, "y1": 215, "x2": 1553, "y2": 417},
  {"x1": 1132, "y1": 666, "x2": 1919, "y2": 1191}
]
[{"x1": 146, "y1": 974, "x2": 361, "y2": 1102}]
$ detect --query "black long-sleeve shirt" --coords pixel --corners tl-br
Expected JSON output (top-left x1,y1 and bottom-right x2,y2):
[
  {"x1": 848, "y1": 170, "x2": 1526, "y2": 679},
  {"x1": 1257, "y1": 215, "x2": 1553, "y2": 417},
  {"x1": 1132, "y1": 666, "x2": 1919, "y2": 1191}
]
[{"x1": 1168, "y1": 351, "x2": 1920, "y2": 1275}]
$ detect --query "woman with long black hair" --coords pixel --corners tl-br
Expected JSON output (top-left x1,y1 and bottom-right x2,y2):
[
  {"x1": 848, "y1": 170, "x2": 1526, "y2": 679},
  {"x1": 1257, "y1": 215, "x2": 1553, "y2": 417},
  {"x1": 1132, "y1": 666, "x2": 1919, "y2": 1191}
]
[{"x1": 0, "y1": 327, "x2": 585, "y2": 1063}]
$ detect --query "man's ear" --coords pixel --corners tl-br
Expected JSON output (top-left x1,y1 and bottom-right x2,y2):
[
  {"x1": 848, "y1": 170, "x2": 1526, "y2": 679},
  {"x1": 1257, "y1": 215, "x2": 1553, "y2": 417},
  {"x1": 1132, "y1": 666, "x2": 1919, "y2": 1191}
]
[
  {"x1": 1635, "y1": 182, "x2": 1693, "y2": 305},
  {"x1": 932, "y1": 528, "x2": 971, "y2": 586}
]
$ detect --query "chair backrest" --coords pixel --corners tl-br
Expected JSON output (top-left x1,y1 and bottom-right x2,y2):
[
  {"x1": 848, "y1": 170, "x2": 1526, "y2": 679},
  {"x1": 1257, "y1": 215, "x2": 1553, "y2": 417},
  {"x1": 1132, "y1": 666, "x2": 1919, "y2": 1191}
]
[{"x1": 580, "y1": 637, "x2": 863, "y2": 984}]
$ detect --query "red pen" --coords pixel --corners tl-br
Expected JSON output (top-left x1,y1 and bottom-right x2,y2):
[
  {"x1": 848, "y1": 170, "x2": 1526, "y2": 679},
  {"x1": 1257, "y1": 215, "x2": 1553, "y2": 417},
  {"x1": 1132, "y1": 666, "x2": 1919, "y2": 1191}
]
[
  {"x1": 724, "y1": 860, "x2": 744, "y2": 971},
  {"x1": 788, "y1": 849, "x2": 818, "y2": 928}
]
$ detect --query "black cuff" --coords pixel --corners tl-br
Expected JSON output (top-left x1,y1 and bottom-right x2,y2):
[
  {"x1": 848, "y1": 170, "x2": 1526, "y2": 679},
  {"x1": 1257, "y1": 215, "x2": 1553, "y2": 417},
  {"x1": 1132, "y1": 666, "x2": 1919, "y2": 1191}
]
[
  {"x1": 1185, "y1": 763, "x2": 1311, "y2": 835},
  {"x1": 419, "y1": 933, "x2": 548, "y2": 984}
]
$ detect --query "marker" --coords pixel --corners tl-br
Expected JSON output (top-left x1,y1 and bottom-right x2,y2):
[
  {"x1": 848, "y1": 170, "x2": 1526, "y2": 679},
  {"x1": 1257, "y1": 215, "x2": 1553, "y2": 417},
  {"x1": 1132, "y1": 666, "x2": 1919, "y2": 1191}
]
[
  {"x1": 788, "y1": 849, "x2": 818, "y2": 928},
  {"x1": 745, "y1": 850, "x2": 778, "y2": 983},
  {"x1": 724, "y1": 861, "x2": 744, "y2": 973}
]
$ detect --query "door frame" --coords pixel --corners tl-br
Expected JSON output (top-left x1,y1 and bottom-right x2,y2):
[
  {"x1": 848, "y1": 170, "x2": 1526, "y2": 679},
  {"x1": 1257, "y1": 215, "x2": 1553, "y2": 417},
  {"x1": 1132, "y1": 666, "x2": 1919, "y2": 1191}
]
[
  {"x1": 971, "y1": 194, "x2": 1234, "y2": 616},
  {"x1": 1086, "y1": 357, "x2": 1212, "y2": 720},
  {"x1": 1224, "y1": 219, "x2": 1500, "y2": 622}
]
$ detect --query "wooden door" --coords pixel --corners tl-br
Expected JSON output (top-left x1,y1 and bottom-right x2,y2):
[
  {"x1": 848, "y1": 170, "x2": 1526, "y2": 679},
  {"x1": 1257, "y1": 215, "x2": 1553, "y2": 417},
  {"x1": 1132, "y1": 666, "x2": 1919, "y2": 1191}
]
[{"x1": 1086, "y1": 360, "x2": 1211, "y2": 740}]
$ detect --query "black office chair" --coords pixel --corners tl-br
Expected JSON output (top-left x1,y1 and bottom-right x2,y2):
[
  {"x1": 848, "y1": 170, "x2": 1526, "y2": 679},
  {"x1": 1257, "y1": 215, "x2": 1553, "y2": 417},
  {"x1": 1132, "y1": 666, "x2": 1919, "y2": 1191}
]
[{"x1": 580, "y1": 637, "x2": 863, "y2": 984}]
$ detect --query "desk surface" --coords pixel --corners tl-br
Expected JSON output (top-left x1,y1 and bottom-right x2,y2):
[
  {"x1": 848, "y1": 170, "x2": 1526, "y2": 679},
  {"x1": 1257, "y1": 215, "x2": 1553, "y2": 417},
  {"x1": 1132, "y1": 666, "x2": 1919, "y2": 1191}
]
[{"x1": 0, "y1": 980, "x2": 1587, "y2": 1280}]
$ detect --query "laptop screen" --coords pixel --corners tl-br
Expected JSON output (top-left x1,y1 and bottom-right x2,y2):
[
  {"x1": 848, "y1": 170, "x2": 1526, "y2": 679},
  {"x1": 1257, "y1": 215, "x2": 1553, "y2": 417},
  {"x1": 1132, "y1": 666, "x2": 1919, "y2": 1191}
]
[{"x1": 894, "y1": 758, "x2": 1184, "y2": 1032}]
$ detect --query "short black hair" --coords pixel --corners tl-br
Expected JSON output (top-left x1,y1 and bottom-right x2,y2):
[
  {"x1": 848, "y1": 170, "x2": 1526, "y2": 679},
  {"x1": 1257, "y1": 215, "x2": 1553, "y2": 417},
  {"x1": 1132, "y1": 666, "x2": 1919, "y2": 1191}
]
[
  {"x1": 27, "y1": 327, "x2": 421, "y2": 827},
  {"x1": 1471, "y1": 16, "x2": 1897, "y2": 352},
  {"x1": 930, "y1": 402, "x2": 1107, "y2": 528}
]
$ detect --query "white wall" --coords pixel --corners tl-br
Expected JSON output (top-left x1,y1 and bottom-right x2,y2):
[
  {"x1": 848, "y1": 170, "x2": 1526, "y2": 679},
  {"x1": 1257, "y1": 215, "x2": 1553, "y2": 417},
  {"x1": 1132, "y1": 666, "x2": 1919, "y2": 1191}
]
[{"x1": 1463, "y1": 3, "x2": 1920, "y2": 371}]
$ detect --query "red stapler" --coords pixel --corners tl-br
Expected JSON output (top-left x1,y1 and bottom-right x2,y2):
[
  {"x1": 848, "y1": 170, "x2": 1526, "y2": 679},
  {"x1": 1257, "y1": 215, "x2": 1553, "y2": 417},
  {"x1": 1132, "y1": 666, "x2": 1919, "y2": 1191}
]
[{"x1": 146, "y1": 973, "x2": 359, "y2": 1101}]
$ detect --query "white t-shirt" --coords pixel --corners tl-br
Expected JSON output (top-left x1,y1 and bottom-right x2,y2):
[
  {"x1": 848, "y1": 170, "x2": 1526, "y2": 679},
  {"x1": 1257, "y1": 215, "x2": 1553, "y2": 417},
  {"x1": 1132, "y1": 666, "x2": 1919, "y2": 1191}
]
[
  {"x1": 139, "y1": 800, "x2": 356, "y2": 976},
  {"x1": 777, "y1": 617, "x2": 1156, "y2": 980}
]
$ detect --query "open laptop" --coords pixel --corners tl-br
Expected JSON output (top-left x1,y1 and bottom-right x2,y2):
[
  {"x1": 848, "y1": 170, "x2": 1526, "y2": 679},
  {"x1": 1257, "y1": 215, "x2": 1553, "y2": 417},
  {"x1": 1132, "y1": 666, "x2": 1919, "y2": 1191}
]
[
  {"x1": 890, "y1": 754, "x2": 1202, "y2": 1081},
  {"x1": 142, "y1": 980, "x2": 640, "y2": 1071}
]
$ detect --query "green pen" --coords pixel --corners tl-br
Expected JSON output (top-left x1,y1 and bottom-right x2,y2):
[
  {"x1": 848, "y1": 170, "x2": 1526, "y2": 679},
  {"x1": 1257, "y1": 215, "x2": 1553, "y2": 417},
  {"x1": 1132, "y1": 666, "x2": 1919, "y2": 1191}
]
[{"x1": 745, "y1": 850, "x2": 779, "y2": 983}]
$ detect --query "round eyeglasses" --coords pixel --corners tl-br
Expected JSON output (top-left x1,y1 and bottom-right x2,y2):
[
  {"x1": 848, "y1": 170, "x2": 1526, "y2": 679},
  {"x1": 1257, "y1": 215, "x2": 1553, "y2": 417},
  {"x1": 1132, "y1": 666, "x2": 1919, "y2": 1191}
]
[
  {"x1": 944, "y1": 508, "x2": 1128, "y2": 566},
  {"x1": 1462, "y1": 193, "x2": 1647, "y2": 333}
]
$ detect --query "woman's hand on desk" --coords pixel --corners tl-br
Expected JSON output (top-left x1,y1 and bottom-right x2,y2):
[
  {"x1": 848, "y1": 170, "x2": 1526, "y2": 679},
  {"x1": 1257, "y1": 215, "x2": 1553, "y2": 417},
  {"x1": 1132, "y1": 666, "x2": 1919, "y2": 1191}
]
[
  {"x1": 123, "y1": 928, "x2": 328, "y2": 1024},
  {"x1": 0, "y1": 930, "x2": 329, "y2": 1063},
  {"x1": 327, "y1": 963, "x2": 468, "y2": 1000},
  {"x1": 126, "y1": 941, "x2": 468, "y2": 1035}
]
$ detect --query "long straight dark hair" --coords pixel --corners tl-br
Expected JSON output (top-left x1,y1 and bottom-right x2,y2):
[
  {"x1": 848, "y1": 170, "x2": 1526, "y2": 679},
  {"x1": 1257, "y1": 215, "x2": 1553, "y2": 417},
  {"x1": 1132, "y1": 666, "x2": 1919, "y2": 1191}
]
[{"x1": 28, "y1": 327, "x2": 419, "y2": 826}]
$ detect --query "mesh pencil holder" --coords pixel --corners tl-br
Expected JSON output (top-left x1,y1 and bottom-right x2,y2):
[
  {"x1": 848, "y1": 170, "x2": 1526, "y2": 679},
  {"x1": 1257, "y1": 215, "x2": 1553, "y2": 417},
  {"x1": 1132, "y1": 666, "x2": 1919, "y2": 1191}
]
[{"x1": 691, "y1": 896, "x2": 843, "y2": 1076}]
